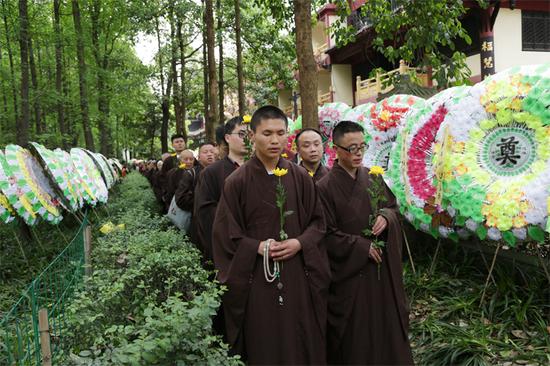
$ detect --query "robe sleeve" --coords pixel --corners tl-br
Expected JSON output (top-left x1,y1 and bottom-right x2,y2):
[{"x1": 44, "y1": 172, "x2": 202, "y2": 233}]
[
  {"x1": 212, "y1": 175, "x2": 264, "y2": 347},
  {"x1": 174, "y1": 170, "x2": 195, "y2": 211},
  {"x1": 194, "y1": 168, "x2": 219, "y2": 260},
  {"x1": 318, "y1": 182, "x2": 372, "y2": 280},
  {"x1": 295, "y1": 171, "x2": 328, "y2": 274},
  {"x1": 212, "y1": 175, "x2": 261, "y2": 287}
]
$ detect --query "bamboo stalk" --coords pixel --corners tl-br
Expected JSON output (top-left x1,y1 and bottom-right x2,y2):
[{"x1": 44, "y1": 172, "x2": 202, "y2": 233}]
[
  {"x1": 38, "y1": 308, "x2": 52, "y2": 366},
  {"x1": 480, "y1": 243, "x2": 501, "y2": 306}
]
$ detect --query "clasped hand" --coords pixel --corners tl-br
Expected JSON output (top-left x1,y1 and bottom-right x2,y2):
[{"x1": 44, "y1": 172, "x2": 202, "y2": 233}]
[{"x1": 258, "y1": 239, "x2": 302, "y2": 261}]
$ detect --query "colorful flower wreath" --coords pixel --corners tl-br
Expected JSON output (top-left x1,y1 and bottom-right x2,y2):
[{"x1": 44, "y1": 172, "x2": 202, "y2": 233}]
[
  {"x1": 4, "y1": 145, "x2": 63, "y2": 224},
  {"x1": 30, "y1": 142, "x2": 82, "y2": 212},
  {"x1": 71, "y1": 148, "x2": 108, "y2": 204},
  {"x1": 386, "y1": 87, "x2": 471, "y2": 239},
  {"x1": 0, "y1": 152, "x2": 16, "y2": 224},
  {"x1": 341, "y1": 103, "x2": 375, "y2": 146},
  {"x1": 363, "y1": 95, "x2": 425, "y2": 171},
  {"x1": 56, "y1": 149, "x2": 97, "y2": 207},
  {"x1": 87, "y1": 151, "x2": 115, "y2": 189},
  {"x1": 319, "y1": 102, "x2": 352, "y2": 168},
  {"x1": 434, "y1": 64, "x2": 550, "y2": 246}
]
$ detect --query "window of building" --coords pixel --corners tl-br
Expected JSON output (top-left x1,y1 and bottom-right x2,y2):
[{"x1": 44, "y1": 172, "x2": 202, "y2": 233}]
[{"x1": 522, "y1": 11, "x2": 550, "y2": 52}]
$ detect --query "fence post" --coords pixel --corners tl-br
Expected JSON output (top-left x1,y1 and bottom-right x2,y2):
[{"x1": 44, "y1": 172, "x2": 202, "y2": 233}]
[
  {"x1": 38, "y1": 309, "x2": 52, "y2": 366},
  {"x1": 84, "y1": 225, "x2": 92, "y2": 277}
]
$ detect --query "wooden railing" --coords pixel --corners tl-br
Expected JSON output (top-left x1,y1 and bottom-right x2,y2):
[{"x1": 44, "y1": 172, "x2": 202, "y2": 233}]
[
  {"x1": 314, "y1": 42, "x2": 328, "y2": 56},
  {"x1": 318, "y1": 86, "x2": 333, "y2": 105},
  {"x1": 355, "y1": 60, "x2": 429, "y2": 102}
]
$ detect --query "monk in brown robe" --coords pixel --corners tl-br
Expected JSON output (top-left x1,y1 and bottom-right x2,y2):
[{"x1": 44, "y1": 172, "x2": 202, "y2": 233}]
[
  {"x1": 212, "y1": 106, "x2": 330, "y2": 365},
  {"x1": 174, "y1": 143, "x2": 216, "y2": 239},
  {"x1": 317, "y1": 121, "x2": 413, "y2": 365},
  {"x1": 194, "y1": 117, "x2": 246, "y2": 261},
  {"x1": 158, "y1": 134, "x2": 187, "y2": 210},
  {"x1": 296, "y1": 128, "x2": 329, "y2": 182}
]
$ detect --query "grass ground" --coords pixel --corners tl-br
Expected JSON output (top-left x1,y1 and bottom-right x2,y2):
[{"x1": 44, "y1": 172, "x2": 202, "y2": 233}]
[{"x1": 406, "y1": 231, "x2": 550, "y2": 366}]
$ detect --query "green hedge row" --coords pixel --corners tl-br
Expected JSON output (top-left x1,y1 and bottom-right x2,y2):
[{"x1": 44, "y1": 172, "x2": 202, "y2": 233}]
[{"x1": 62, "y1": 172, "x2": 242, "y2": 365}]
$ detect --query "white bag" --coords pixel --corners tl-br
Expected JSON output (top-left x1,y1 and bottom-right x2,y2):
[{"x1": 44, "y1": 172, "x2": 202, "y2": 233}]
[{"x1": 166, "y1": 196, "x2": 192, "y2": 232}]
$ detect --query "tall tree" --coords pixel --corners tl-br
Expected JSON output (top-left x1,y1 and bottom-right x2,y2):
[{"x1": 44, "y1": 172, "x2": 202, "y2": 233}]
[
  {"x1": 204, "y1": 0, "x2": 218, "y2": 141},
  {"x1": 177, "y1": 20, "x2": 188, "y2": 135},
  {"x1": 293, "y1": 0, "x2": 317, "y2": 129},
  {"x1": 202, "y1": 0, "x2": 209, "y2": 131},
  {"x1": 217, "y1": 0, "x2": 224, "y2": 123},
  {"x1": 2, "y1": 0, "x2": 19, "y2": 128},
  {"x1": 72, "y1": 0, "x2": 95, "y2": 150},
  {"x1": 155, "y1": 15, "x2": 172, "y2": 153},
  {"x1": 258, "y1": 0, "x2": 317, "y2": 128},
  {"x1": 234, "y1": 0, "x2": 245, "y2": 116},
  {"x1": 28, "y1": 36, "x2": 42, "y2": 135},
  {"x1": 53, "y1": 0, "x2": 66, "y2": 147},
  {"x1": 170, "y1": 7, "x2": 184, "y2": 135},
  {"x1": 0, "y1": 35, "x2": 7, "y2": 132},
  {"x1": 17, "y1": 0, "x2": 30, "y2": 145}
]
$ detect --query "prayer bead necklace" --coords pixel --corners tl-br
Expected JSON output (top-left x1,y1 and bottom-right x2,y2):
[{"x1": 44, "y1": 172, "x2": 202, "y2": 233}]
[{"x1": 262, "y1": 239, "x2": 284, "y2": 306}]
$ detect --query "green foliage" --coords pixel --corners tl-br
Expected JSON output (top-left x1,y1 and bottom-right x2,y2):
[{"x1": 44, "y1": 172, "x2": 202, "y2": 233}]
[
  {"x1": 0, "y1": 0, "x2": 154, "y2": 153},
  {"x1": 0, "y1": 216, "x2": 83, "y2": 313},
  {"x1": 330, "y1": 0, "x2": 488, "y2": 87},
  {"x1": 406, "y1": 233, "x2": 550, "y2": 365},
  {"x1": 61, "y1": 172, "x2": 242, "y2": 365}
]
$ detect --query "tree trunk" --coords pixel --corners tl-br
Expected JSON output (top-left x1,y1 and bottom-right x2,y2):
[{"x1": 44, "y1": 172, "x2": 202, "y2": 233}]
[
  {"x1": 72, "y1": 0, "x2": 95, "y2": 150},
  {"x1": 28, "y1": 36, "x2": 42, "y2": 135},
  {"x1": 17, "y1": 0, "x2": 30, "y2": 146},
  {"x1": 91, "y1": 0, "x2": 112, "y2": 156},
  {"x1": 205, "y1": 0, "x2": 218, "y2": 142},
  {"x1": 217, "y1": 0, "x2": 224, "y2": 124},
  {"x1": 2, "y1": 0, "x2": 19, "y2": 127},
  {"x1": 234, "y1": 0, "x2": 245, "y2": 116},
  {"x1": 53, "y1": 0, "x2": 66, "y2": 148},
  {"x1": 0, "y1": 40, "x2": 8, "y2": 132},
  {"x1": 177, "y1": 20, "x2": 188, "y2": 136},
  {"x1": 293, "y1": 0, "x2": 318, "y2": 129},
  {"x1": 155, "y1": 16, "x2": 172, "y2": 153},
  {"x1": 202, "y1": 17, "x2": 209, "y2": 131},
  {"x1": 170, "y1": 9, "x2": 183, "y2": 135}
]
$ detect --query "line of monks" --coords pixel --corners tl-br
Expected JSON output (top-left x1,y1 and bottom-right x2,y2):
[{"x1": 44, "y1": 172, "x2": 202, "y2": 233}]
[{"x1": 139, "y1": 105, "x2": 414, "y2": 366}]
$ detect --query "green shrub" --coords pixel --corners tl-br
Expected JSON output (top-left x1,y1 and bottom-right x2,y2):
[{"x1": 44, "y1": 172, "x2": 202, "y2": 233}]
[{"x1": 62, "y1": 173, "x2": 241, "y2": 365}]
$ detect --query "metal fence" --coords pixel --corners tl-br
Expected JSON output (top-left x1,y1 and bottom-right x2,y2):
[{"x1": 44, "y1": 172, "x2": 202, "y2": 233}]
[{"x1": 1, "y1": 214, "x2": 89, "y2": 365}]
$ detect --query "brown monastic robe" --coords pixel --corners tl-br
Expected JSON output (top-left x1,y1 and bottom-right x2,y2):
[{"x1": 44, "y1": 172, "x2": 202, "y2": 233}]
[
  {"x1": 300, "y1": 161, "x2": 329, "y2": 183},
  {"x1": 317, "y1": 162, "x2": 413, "y2": 365},
  {"x1": 157, "y1": 155, "x2": 178, "y2": 209},
  {"x1": 212, "y1": 156, "x2": 330, "y2": 365},
  {"x1": 194, "y1": 156, "x2": 239, "y2": 261}
]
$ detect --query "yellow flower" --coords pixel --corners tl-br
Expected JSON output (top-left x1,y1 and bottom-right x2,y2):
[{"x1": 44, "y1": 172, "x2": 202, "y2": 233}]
[
  {"x1": 510, "y1": 98, "x2": 522, "y2": 111},
  {"x1": 485, "y1": 214, "x2": 497, "y2": 227},
  {"x1": 369, "y1": 166, "x2": 385, "y2": 176},
  {"x1": 308, "y1": 171, "x2": 314, "y2": 177},
  {"x1": 179, "y1": 163, "x2": 187, "y2": 169},
  {"x1": 513, "y1": 216, "x2": 527, "y2": 229},
  {"x1": 100, "y1": 222, "x2": 115, "y2": 234},
  {"x1": 171, "y1": 153, "x2": 177, "y2": 157},
  {"x1": 273, "y1": 167, "x2": 288, "y2": 177},
  {"x1": 242, "y1": 115, "x2": 252, "y2": 124},
  {"x1": 281, "y1": 153, "x2": 288, "y2": 158},
  {"x1": 455, "y1": 163, "x2": 468, "y2": 175},
  {"x1": 379, "y1": 110, "x2": 391, "y2": 122},
  {"x1": 485, "y1": 103, "x2": 497, "y2": 114}
]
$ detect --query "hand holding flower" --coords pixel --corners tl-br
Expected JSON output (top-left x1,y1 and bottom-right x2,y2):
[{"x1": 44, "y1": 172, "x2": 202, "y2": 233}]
[
  {"x1": 372, "y1": 215, "x2": 388, "y2": 236},
  {"x1": 270, "y1": 239, "x2": 302, "y2": 261}
]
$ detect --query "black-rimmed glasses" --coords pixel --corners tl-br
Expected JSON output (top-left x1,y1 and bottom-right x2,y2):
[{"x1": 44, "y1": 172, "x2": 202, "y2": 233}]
[
  {"x1": 334, "y1": 143, "x2": 367, "y2": 154},
  {"x1": 229, "y1": 131, "x2": 247, "y2": 139}
]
